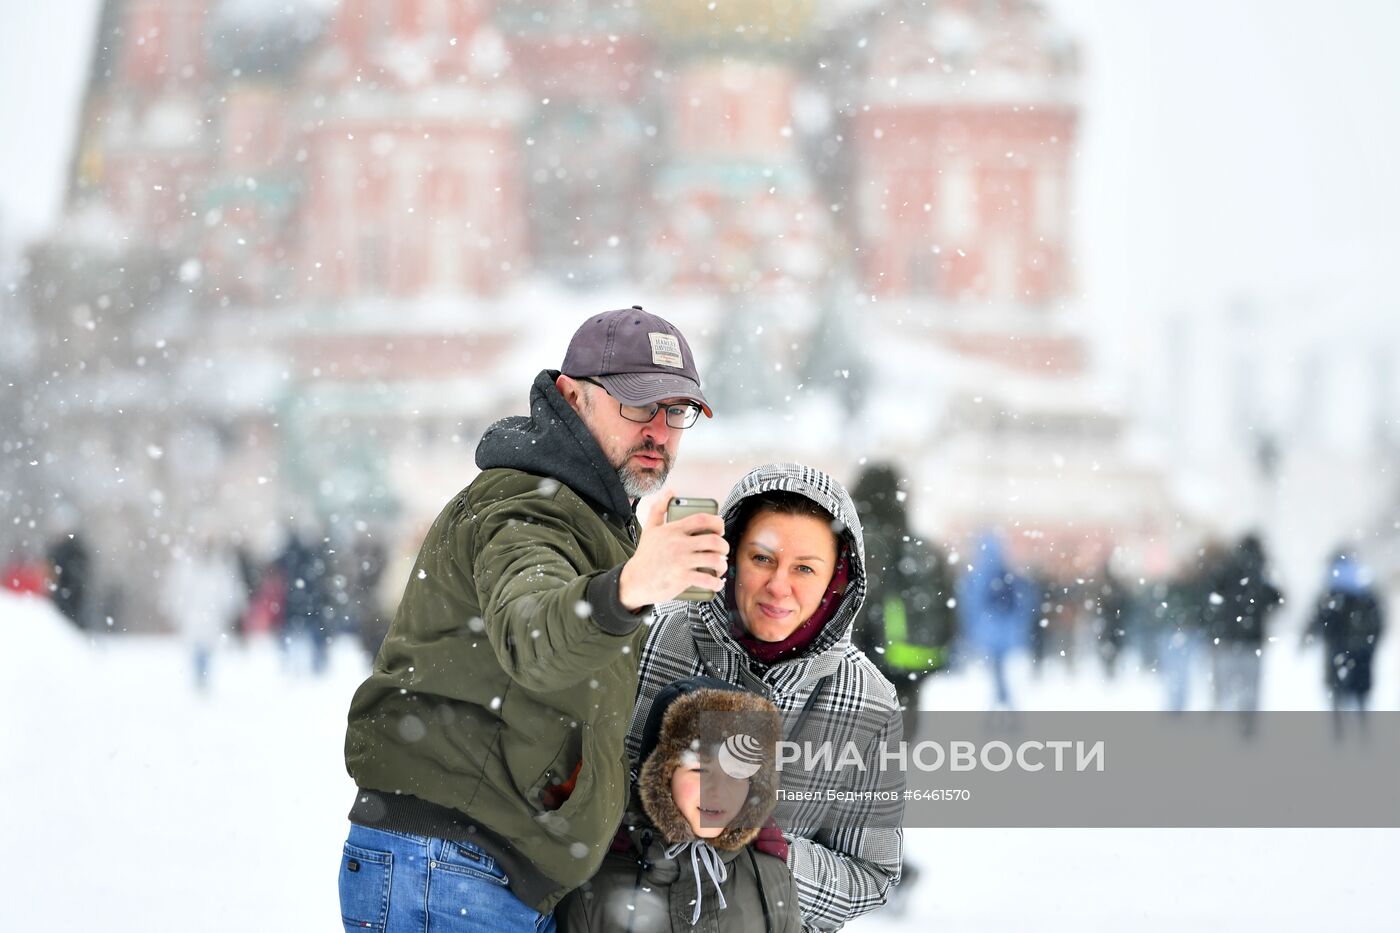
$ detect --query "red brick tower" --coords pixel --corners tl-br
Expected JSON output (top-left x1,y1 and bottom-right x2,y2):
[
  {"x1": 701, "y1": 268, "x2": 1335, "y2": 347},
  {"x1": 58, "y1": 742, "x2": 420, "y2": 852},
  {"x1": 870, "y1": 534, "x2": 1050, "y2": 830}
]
[
  {"x1": 852, "y1": 1, "x2": 1169, "y2": 574},
  {"x1": 299, "y1": 0, "x2": 527, "y2": 298},
  {"x1": 857, "y1": 0, "x2": 1081, "y2": 371},
  {"x1": 68, "y1": 0, "x2": 215, "y2": 247}
]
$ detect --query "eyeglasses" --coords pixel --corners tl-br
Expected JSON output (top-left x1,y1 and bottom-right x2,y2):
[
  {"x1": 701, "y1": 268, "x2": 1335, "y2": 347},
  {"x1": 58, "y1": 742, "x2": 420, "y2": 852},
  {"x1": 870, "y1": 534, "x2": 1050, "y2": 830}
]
[{"x1": 577, "y1": 377, "x2": 702, "y2": 429}]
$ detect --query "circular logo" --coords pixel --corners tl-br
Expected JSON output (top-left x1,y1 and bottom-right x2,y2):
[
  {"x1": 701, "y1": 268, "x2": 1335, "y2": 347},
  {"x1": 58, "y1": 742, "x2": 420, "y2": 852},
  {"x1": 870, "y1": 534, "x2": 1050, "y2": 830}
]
[{"x1": 717, "y1": 733, "x2": 765, "y2": 780}]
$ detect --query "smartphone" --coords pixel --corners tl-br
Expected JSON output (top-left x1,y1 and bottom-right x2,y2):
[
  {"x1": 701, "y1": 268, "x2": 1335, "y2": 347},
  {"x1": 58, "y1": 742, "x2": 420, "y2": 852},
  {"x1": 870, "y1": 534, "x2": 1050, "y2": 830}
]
[{"x1": 665, "y1": 497, "x2": 720, "y2": 602}]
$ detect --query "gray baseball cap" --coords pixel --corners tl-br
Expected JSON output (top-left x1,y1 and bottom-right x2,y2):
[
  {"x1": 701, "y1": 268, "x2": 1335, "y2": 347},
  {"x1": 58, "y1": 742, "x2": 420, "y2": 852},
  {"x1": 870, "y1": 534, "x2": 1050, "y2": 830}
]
[{"x1": 561, "y1": 306, "x2": 712, "y2": 417}]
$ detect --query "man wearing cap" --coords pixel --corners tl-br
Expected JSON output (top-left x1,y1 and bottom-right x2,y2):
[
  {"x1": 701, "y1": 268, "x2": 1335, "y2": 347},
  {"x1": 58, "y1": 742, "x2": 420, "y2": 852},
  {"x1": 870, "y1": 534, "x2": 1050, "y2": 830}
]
[{"x1": 339, "y1": 307, "x2": 728, "y2": 932}]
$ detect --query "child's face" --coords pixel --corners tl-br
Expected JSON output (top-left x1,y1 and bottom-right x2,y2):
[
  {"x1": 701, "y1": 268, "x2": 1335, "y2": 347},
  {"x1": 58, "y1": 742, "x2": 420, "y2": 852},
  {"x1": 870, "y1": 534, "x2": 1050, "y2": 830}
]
[{"x1": 671, "y1": 754, "x2": 751, "y2": 838}]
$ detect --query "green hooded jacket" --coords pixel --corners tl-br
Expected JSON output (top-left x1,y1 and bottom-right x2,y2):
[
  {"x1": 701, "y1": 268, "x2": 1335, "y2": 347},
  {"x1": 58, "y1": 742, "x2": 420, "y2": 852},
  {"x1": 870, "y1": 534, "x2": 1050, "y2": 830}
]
[{"x1": 344, "y1": 370, "x2": 652, "y2": 913}]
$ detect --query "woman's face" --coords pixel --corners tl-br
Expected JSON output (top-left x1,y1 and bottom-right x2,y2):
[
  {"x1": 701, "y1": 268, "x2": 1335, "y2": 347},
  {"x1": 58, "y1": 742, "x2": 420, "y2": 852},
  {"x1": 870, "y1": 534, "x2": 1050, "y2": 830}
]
[
  {"x1": 671, "y1": 756, "x2": 750, "y2": 838},
  {"x1": 734, "y1": 510, "x2": 838, "y2": 642}
]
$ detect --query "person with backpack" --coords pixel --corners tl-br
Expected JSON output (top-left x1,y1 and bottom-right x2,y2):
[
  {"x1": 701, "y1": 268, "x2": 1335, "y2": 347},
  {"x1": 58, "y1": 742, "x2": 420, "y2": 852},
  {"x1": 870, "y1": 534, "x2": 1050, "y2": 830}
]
[{"x1": 850, "y1": 463, "x2": 957, "y2": 741}]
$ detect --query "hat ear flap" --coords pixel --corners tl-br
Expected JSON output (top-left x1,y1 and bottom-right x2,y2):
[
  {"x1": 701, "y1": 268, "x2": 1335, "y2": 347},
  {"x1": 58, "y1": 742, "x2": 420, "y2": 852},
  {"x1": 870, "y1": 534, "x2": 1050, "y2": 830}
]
[
  {"x1": 638, "y1": 750, "x2": 697, "y2": 846},
  {"x1": 710, "y1": 696, "x2": 782, "y2": 851},
  {"x1": 710, "y1": 765, "x2": 778, "y2": 851}
]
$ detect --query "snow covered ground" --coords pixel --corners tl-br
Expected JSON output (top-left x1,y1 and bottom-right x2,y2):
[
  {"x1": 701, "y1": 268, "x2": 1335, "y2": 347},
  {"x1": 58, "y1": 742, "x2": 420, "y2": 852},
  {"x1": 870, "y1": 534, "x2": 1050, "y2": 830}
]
[{"x1": 3, "y1": 590, "x2": 1395, "y2": 931}]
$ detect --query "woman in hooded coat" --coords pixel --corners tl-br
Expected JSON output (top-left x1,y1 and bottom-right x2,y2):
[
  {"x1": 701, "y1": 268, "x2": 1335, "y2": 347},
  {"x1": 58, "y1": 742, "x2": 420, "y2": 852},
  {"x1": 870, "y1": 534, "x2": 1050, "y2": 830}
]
[{"x1": 627, "y1": 463, "x2": 904, "y2": 931}]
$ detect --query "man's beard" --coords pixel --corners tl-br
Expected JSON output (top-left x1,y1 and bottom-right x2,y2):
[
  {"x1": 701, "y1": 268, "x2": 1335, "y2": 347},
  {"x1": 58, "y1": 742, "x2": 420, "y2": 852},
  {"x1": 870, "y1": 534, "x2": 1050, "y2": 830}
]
[{"x1": 616, "y1": 441, "x2": 672, "y2": 498}]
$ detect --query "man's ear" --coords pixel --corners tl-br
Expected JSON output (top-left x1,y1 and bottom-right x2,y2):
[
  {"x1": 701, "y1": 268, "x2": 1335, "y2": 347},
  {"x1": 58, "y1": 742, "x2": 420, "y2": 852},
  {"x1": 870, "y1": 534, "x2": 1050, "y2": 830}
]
[{"x1": 556, "y1": 374, "x2": 582, "y2": 410}]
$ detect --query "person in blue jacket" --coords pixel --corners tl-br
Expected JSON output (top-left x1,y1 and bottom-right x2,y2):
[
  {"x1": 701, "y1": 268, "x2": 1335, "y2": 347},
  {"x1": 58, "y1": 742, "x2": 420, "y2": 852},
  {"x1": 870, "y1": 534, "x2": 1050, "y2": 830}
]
[{"x1": 957, "y1": 531, "x2": 1038, "y2": 710}]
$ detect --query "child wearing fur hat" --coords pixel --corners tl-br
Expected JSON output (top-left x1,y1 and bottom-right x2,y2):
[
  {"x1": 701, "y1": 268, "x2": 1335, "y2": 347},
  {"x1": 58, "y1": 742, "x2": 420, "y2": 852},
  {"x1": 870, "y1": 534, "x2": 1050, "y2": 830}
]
[{"x1": 557, "y1": 677, "x2": 801, "y2": 932}]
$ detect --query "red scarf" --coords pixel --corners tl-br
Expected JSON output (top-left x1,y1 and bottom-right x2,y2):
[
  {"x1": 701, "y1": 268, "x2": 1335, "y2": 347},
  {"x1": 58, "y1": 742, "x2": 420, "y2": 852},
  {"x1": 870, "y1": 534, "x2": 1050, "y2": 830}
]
[{"x1": 730, "y1": 548, "x2": 851, "y2": 665}]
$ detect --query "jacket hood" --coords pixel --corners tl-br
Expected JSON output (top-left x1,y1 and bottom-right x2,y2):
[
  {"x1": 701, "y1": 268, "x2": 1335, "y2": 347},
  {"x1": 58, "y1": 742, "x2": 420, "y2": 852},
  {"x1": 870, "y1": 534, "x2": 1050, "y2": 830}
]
[
  {"x1": 475, "y1": 369, "x2": 634, "y2": 523},
  {"x1": 850, "y1": 463, "x2": 911, "y2": 539},
  {"x1": 637, "y1": 685, "x2": 782, "y2": 852},
  {"x1": 695, "y1": 463, "x2": 867, "y2": 669},
  {"x1": 1236, "y1": 534, "x2": 1267, "y2": 575},
  {"x1": 971, "y1": 530, "x2": 1009, "y2": 576},
  {"x1": 1328, "y1": 552, "x2": 1373, "y2": 595}
]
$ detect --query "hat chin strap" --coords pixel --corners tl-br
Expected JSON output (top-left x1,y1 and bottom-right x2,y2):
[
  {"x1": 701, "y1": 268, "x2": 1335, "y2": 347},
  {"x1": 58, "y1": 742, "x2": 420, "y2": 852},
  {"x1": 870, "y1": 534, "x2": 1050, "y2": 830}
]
[{"x1": 665, "y1": 839, "x2": 729, "y2": 925}]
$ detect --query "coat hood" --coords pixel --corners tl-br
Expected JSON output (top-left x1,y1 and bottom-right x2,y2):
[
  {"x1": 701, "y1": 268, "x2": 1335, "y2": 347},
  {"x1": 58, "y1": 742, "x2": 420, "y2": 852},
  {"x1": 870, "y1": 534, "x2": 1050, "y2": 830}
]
[
  {"x1": 475, "y1": 369, "x2": 634, "y2": 523},
  {"x1": 970, "y1": 530, "x2": 1009, "y2": 576},
  {"x1": 850, "y1": 462, "x2": 911, "y2": 540},
  {"x1": 1235, "y1": 534, "x2": 1268, "y2": 577},
  {"x1": 1327, "y1": 551, "x2": 1374, "y2": 595}
]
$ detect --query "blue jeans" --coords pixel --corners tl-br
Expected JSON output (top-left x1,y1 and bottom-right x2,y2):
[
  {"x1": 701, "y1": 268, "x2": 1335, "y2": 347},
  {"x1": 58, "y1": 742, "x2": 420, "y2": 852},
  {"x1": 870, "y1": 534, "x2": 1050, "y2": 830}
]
[
  {"x1": 1157, "y1": 629, "x2": 1201, "y2": 713},
  {"x1": 988, "y1": 648, "x2": 1014, "y2": 710},
  {"x1": 339, "y1": 824, "x2": 556, "y2": 933}
]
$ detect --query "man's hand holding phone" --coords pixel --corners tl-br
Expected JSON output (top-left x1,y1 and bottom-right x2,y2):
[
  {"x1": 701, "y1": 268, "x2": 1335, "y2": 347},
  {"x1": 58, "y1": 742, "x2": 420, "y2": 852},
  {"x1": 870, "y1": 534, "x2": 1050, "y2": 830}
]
[{"x1": 617, "y1": 490, "x2": 727, "y2": 611}]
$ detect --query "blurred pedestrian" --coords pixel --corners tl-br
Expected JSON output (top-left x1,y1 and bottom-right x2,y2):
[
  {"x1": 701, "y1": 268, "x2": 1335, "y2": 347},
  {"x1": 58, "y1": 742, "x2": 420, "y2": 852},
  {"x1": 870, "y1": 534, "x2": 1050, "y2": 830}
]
[
  {"x1": 231, "y1": 539, "x2": 262, "y2": 639},
  {"x1": 850, "y1": 463, "x2": 957, "y2": 741},
  {"x1": 159, "y1": 536, "x2": 246, "y2": 692},
  {"x1": 848, "y1": 464, "x2": 952, "y2": 911},
  {"x1": 1302, "y1": 547, "x2": 1384, "y2": 739},
  {"x1": 1087, "y1": 562, "x2": 1130, "y2": 679},
  {"x1": 276, "y1": 525, "x2": 333, "y2": 676},
  {"x1": 1207, "y1": 533, "x2": 1282, "y2": 736},
  {"x1": 1144, "y1": 544, "x2": 1220, "y2": 713},
  {"x1": 957, "y1": 531, "x2": 1037, "y2": 710},
  {"x1": 47, "y1": 527, "x2": 92, "y2": 631},
  {"x1": 241, "y1": 554, "x2": 286, "y2": 642},
  {"x1": 1031, "y1": 573, "x2": 1076, "y2": 675}
]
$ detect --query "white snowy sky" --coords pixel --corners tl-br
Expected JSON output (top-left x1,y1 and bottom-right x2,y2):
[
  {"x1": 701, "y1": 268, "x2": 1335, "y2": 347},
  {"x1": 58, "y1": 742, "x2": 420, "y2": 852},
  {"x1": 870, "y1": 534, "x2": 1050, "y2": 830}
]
[
  {"x1": 0, "y1": 0, "x2": 104, "y2": 250},
  {"x1": 3, "y1": 0, "x2": 1399, "y2": 331},
  {"x1": 1050, "y1": 0, "x2": 1400, "y2": 328}
]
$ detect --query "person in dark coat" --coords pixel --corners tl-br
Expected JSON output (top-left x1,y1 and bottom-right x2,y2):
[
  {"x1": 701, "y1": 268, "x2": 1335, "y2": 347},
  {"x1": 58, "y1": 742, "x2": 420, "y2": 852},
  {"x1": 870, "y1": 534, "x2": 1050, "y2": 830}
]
[
  {"x1": 850, "y1": 463, "x2": 957, "y2": 742},
  {"x1": 276, "y1": 527, "x2": 332, "y2": 675},
  {"x1": 1207, "y1": 533, "x2": 1283, "y2": 737},
  {"x1": 1088, "y1": 563, "x2": 1130, "y2": 679},
  {"x1": 1142, "y1": 543, "x2": 1222, "y2": 713},
  {"x1": 47, "y1": 530, "x2": 92, "y2": 631},
  {"x1": 1303, "y1": 547, "x2": 1385, "y2": 738}
]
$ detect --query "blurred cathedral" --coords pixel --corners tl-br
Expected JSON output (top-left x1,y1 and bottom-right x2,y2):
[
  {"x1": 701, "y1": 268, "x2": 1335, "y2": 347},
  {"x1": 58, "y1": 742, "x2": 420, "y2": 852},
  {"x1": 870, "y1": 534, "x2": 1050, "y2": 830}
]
[{"x1": 18, "y1": 0, "x2": 1173, "y2": 629}]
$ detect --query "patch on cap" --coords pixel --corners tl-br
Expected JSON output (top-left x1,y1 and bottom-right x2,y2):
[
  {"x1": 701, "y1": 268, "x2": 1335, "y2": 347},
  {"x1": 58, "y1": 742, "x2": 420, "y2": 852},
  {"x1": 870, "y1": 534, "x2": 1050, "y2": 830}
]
[{"x1": 648, "y1": 332, "x2": 683, "y2": 368}]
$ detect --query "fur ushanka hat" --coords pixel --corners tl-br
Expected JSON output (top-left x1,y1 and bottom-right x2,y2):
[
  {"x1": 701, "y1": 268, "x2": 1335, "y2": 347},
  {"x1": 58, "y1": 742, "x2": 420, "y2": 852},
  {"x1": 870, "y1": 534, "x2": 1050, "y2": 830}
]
[{"x1": 637, "y1": 676, "x2": 783, "y2": 852}]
